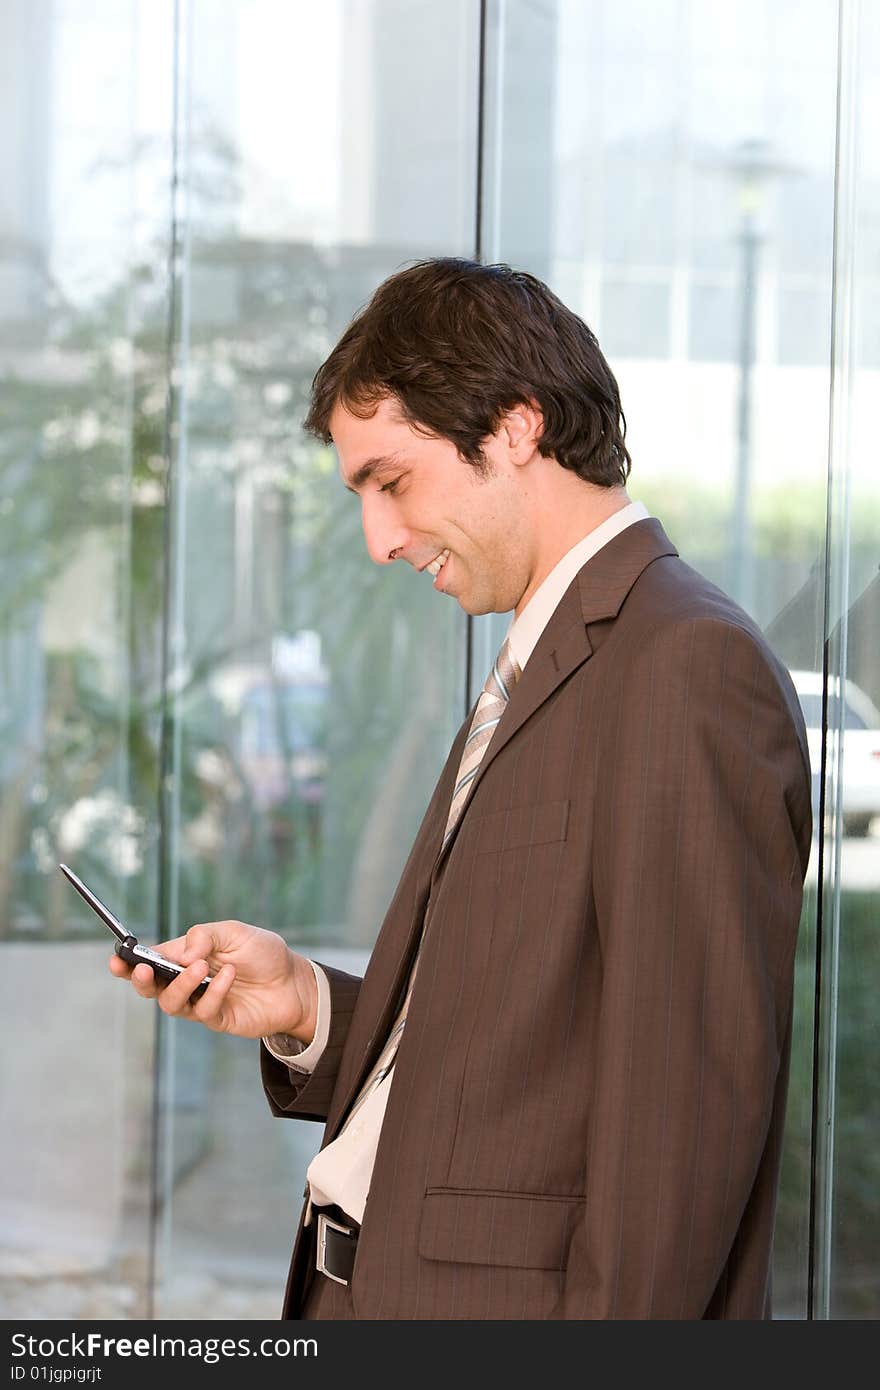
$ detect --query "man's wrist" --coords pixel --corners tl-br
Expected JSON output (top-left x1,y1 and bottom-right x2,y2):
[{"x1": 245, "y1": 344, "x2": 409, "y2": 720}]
[
  {"x1": 280, "y1": 952, "x2": 319, "y2": 1045},
  {"x1": 264, "y1": 959, "x2": 329, "y2": 1074}
]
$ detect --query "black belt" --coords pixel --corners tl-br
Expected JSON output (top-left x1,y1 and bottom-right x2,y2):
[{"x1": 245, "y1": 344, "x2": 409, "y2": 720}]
[{"x1": 314, "y1": 1205, "x2": 360, "y2": 1286}]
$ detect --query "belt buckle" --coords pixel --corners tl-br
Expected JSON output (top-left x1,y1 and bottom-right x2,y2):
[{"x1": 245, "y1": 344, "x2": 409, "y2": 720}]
[{"x1": 316, "y1": 1211, "x2": 354, "y2": 1287}]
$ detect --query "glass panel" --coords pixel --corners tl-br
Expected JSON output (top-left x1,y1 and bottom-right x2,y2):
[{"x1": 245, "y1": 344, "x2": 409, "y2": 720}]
[
  {"x1": 823, "y1": 0, "x2": 880, "y2": 1321},
  {"x1": 153, "y1": 0, "x2": 476, "y2": 1318},
  {"x1": 0, "y1": 0, "x2": 175, "y2": 1318},
  {"x1": 483, "y1": 0, "x2": 837, "y2": 1316},
  {"x1": 5, "y1": 0, "x2": 871, "y2": 1323}
]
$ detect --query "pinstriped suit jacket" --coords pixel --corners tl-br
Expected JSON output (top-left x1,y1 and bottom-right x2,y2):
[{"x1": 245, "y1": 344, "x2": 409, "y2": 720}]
[{"x1": 261, "y1": 517, "x2": 813, "y2": 1319}]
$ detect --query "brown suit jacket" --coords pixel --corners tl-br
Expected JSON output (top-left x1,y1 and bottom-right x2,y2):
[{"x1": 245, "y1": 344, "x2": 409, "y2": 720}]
[{"x1": 262, "y1": 518, "x2": 813, "y2": 1319}]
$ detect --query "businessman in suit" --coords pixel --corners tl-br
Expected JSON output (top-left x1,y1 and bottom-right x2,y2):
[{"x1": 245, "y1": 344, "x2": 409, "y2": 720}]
[{"x1": 111, "y1": 258, "x2": 813, "y2": 1318}]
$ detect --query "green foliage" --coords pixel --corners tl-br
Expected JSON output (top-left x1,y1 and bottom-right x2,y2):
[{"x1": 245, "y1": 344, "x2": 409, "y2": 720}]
[{"x1": 776, "y1": 889, "x2": 880, "y2": 1316}]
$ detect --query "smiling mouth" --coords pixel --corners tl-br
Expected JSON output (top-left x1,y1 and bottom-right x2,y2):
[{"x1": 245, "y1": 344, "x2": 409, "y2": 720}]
[{"x1": 423, "y1": 548, "x2": 450, "y2": 577}]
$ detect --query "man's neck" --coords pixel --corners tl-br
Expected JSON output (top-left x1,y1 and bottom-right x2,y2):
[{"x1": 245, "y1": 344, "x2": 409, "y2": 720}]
[{"x1": 515, "y1": 485, "x2": 632, "y2": 615}]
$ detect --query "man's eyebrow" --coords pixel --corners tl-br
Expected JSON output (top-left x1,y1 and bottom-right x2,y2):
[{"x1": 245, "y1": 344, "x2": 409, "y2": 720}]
[{"x1": 343, "y1": 453, "x2": 407, "y2": 493}]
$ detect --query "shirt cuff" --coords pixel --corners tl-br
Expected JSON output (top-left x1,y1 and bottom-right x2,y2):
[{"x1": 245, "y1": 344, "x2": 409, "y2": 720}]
[{"x1": 262, "y1": 959, "x2": 331, "y2": 1073}]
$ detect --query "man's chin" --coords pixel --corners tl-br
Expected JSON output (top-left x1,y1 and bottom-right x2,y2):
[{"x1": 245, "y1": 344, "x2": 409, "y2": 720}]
[
  {"x1": 442, "y1": 572, "x2": 513, "y2": 616},
  {"x1": 456, "y1": 593, "x2": 508, "y2": 618}
]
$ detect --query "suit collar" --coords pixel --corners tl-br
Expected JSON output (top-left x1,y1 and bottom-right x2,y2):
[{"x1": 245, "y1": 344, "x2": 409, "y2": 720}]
[
  {"x1": 507, "y1": 499, "x2": 650, "y2": 669},
  {"x1": 575, "y1": 515, "x2": 678, "y2": 625}
]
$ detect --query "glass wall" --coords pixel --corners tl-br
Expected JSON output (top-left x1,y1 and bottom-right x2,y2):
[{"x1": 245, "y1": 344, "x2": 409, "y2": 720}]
[
  {"x1": 815, "y1": 0, "x2": 880, "y2": 1318},
  {"x1": 0, "y1": 0, "x2": 474, "y2": 1320},
  {"x1": 0, "y1": 0, "x2": 176, "y2": 1319},
  {"x1": 481, "y1": 0, "x2": 878, "y2": 1319},
  {"x1": 1, "y1": 0, "x2": 876, "y2": 1320},
  {"x1": 151, "y1": 0, "x2": 475, "y2": 1318},
  {"x1": 482, "y1": 0, "x2": 833, "y2": 1318}
]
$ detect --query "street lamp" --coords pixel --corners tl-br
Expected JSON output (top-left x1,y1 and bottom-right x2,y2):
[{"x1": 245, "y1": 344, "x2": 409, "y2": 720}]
[{"x1": 725, "y1": 138, "x2": 792, "y2": 618}]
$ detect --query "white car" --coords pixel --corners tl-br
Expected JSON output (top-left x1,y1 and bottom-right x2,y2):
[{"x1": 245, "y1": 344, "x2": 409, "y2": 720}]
[{"x1": 790, "y1": 669, "x2": 880, "y2": 837}]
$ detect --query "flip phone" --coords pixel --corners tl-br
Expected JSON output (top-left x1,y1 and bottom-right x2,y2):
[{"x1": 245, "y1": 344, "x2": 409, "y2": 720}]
[{"x1": 59, "y1": 863, "x2": 212, "y2": 1002}]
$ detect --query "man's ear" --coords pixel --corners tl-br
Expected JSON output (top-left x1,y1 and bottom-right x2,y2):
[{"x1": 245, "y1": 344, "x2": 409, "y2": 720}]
[{"x1": 503, "y1": 400, "x2": 545, "y2": 460}]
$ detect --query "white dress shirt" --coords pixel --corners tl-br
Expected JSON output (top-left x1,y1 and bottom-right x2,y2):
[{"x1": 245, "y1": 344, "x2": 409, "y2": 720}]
[{"x1": 264, "y1": 500, "x2": 651, "y2": 1223}]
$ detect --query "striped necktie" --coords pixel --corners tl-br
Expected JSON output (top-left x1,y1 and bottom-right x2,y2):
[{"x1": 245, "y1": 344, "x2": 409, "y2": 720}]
[
  {"x1": 339, "y1": 636, "x2": 522, "y2": 1129},
  {"x1": 442, "y1": 634, "x2": 522, "y2": 847}
]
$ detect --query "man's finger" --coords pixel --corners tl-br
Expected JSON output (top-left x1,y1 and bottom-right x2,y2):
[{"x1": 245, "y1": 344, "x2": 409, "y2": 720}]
[
  {"x1": 190, "y1": 963, "x2": 236, "y2": 1026},
  {"x1": 181, "y1": 923, "x2": 221, "y2": 965},
  {"x1": 155, "y1": 959, "x2": 210, "y2": 1016},
  {"x1": 150, "y1": 926, "x2": 217, "y2": 969},
  {"x1": 131, "y1": 963, "x2": 161, "y2": 997},
  {"x1": 146, "y1": 936, "x2": 189, "y2": 966}
]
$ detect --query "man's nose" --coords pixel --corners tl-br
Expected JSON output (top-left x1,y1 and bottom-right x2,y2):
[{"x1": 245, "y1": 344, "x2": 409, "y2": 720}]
[{"x1": 361, "y1": 500, "x2": 409, "y2": 565}]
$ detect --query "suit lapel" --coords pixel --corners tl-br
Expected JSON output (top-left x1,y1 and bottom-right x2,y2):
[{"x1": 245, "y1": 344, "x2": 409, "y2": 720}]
[{"x1": 431, "y1": 517, "x2": 679, "y2": 871}]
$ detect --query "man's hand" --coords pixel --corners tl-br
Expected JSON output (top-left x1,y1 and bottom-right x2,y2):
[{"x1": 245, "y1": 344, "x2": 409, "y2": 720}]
[{"x1": 107, "y1": 919, "x2": 318, "y2": 1043}]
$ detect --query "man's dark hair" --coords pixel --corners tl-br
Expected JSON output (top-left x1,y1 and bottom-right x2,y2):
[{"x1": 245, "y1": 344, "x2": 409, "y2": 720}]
[{"x1": 303, "y1": 257, "x2": 631, "y2": 487}]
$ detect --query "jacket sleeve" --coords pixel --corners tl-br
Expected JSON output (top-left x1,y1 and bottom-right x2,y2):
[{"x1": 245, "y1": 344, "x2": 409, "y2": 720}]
[
  {"x1": 553, "y1": 616, "x2": 812, "y2": 1318},
  {"x1": 260, "y1": 963, "x2": 363, "y2": 1124}
]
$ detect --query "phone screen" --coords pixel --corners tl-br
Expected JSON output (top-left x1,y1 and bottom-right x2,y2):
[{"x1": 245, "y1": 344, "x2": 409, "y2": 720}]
[
  {"x1": 59, "y1": 863, "x2": 128, "y2": 941},
  {"x1": 59, "y1": 863, "x2": 212, "y2": 999}
]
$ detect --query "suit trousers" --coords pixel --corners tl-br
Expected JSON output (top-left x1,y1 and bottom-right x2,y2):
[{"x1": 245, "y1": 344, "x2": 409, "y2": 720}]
[{"x1": 300, "y1": 1268, "x2": 356, "y2": 1319}]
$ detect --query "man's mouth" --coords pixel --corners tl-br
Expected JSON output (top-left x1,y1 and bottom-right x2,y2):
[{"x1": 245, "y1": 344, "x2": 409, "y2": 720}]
[{"x1": 424, "y1": 548, "x2": 450, "y2": 578}]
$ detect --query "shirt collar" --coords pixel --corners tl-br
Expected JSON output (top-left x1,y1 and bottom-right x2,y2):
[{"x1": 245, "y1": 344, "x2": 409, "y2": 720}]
[{"x1": 507, "y1": 500, "x2": 651, "y2": 672}]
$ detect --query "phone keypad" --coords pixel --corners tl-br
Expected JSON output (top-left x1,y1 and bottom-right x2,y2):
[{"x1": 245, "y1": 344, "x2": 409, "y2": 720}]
[{"x1": 134, "y1": 945, "x2": 182, "y2": 972}]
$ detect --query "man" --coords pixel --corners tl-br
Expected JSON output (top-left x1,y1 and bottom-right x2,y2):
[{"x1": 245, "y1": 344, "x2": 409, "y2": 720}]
[{"x1": 111, "y1": 259, "x2": 813, "y2": 1319}]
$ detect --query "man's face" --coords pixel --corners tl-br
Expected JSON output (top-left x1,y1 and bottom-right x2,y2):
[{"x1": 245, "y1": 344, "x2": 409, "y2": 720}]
[{"x1": 331, "y1": 395, "x2": 535, "y2": 615}]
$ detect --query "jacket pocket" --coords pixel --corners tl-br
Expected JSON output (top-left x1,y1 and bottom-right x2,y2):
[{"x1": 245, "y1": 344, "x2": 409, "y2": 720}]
[
  {"x1": 418, "y1": 1188, "x2": 584, "y2": 1271},
  {"x1": 472, "y1": 798, "x2": 570, "y2": 856}
]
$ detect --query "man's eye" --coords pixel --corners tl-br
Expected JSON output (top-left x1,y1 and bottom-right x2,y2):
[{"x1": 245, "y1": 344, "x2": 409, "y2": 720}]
[{"x1": 380, "y1": 477, "x2": 401, "y2": 495}]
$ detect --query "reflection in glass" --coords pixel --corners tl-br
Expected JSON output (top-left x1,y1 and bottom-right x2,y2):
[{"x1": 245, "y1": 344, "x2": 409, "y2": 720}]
[
  {"x1": 0, "y1": 0, "x2": 176, "y2": 1318},
  {"x1": 151, "y1": 0, "x2": 476, "y2": 1318},
  {"x1": 484, "y1": 0, "x2": 847, "y2": 1318},
  {"x1": 822, "y1": 0, "x2": 880, "y2": 1320}
]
